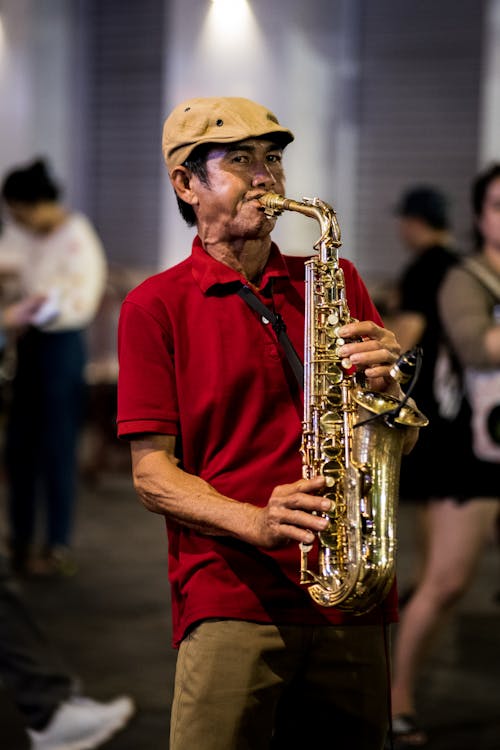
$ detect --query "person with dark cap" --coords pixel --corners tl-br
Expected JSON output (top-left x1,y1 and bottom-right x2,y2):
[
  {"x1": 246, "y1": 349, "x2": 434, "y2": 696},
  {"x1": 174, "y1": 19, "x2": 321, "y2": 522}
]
[
  {"x1": 116, "y1": 96, "x2": 422, "y2": 750},
  {"x1": 391, "y1": 186, "x2": 461, "y2": 505},
  {"x1": 386, "y1": 185, "x2": 499, "y2": 747}
]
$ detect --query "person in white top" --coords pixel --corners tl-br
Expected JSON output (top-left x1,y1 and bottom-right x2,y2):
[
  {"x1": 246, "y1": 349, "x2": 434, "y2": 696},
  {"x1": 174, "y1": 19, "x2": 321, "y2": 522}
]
[{"x1": 0, "y1": 158, "x2": 107, "y2": 576}]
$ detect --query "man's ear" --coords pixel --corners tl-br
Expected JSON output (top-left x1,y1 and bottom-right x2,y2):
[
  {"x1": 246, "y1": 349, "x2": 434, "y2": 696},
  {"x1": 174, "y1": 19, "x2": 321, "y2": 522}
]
[{"x1": 170, "y1": 167, "x2": 198, "y2": 206}]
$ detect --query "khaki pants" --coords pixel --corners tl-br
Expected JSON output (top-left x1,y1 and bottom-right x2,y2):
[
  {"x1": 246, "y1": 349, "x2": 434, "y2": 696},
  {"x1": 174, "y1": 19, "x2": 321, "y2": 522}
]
[{"x1": 170, "y1": 619, "x2": 390, "y2": 750}]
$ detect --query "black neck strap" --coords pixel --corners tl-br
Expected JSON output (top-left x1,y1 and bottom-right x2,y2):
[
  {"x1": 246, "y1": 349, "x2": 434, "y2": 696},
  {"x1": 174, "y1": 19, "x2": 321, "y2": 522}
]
[{"x1": 237, "y1": 285, "x2": 304, "y2": 388}]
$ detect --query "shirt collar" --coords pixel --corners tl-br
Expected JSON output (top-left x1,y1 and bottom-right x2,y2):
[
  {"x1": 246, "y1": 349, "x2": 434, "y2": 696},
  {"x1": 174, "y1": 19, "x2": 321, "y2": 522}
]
[{"x1": 191, "y1": 235, "x2": 291, "y2": 294}]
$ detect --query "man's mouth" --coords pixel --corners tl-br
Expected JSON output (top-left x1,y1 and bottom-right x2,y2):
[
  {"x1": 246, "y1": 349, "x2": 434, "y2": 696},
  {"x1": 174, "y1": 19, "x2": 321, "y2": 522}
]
[{"x1": 247, "y1": 194, "x2": 271, "y2": 211}]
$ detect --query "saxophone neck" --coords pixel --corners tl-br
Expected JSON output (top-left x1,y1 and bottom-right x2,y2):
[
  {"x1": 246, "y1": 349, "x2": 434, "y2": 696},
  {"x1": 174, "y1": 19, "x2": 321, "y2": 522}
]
[{"x1": 258, "y1": 192, "x2": 342, "y2": 260}]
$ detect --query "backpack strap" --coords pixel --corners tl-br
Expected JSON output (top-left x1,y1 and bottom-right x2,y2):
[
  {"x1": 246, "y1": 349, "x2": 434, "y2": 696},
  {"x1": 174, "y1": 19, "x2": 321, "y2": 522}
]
[
  {"x1": 462, "y1": 257, "x2": 500, "y2": 301},
  {"x1": 237, "y1": 285, "x2": 304, "y2": 388}
]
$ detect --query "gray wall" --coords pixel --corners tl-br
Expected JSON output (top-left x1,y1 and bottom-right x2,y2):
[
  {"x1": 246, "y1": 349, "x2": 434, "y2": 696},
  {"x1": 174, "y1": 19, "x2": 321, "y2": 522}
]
[
  {"x1": 356, "y1": 0, "x2": 485, "y2": 280},
  {"x1": 83, "y1": 0, "x2": 164, "y2": 268}
]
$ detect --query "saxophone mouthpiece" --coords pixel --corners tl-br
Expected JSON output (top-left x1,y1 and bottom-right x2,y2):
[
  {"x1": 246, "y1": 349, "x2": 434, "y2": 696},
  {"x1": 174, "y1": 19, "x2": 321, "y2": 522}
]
[{"x1": 258, "y1": 192, "x2": 286, "y2": 217}]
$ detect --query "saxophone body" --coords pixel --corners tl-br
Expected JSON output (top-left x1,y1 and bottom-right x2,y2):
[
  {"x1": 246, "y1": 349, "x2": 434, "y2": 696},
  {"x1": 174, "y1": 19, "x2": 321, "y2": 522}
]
[{"x1": 260, "y1": 193, "x2": 428, "y2": 614}]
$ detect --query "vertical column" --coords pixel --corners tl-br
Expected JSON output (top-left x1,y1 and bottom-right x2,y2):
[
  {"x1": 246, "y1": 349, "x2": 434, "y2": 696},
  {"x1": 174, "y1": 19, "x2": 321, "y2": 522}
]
[{"x1": 478, "y1": 0, "x2": 500, "y2": 165}]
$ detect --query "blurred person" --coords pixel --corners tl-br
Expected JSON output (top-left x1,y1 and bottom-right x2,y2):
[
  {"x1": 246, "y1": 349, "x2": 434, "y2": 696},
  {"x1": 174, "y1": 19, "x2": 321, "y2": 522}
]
[
  {"x1": 0, "y1": 158, "x2": 108, "y2": 577},
  {"x1": 388, "y1": 172, "x2": 500, "y2": 746},
  {"x1": 389, "y1": 186, "x2": 461, "y2": 602},
  {"x1": 0, "y1": 297, "x2": 134, "y2": 750},
  {"x1": 117, "y1": 96, "x2": 423, "y2": 750},
  {"x1": 0, "y1": 555, "x2": 135, "y2": 750},
  {"x1": 0, "y1": 553, "x2": 134, "y2": 750}
]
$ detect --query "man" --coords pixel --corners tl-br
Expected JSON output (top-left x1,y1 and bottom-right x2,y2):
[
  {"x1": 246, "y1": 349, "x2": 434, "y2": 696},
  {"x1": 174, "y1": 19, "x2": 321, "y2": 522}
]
[{"x1": 117, "y1": 96, "x2": 418, "y2": 750}]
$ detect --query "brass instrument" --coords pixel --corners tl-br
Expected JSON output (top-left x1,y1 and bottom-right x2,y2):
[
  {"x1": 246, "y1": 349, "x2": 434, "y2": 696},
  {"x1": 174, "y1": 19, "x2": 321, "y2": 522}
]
[{"x1": 259, "y1": 193, "x2": 428, "y2": 614}]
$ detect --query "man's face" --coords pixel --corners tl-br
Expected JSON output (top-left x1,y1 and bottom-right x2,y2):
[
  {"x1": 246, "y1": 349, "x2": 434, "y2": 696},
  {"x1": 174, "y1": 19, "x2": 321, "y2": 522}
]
[{"x1": 189, "y1": 138, "x2": 286, "y2": 244}]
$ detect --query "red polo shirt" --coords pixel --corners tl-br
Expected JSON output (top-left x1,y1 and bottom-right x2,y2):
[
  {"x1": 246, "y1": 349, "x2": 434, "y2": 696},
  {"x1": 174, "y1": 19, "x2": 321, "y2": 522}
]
[{"x1": 117, "y1": 236, "x2": 398, "y2": 647}]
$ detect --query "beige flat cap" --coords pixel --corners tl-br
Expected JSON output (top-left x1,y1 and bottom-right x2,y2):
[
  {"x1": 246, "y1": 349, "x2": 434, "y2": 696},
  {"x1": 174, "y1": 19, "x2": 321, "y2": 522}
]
[{"x1": 162, "y1": 96, "x2": 294, "y2": 173}]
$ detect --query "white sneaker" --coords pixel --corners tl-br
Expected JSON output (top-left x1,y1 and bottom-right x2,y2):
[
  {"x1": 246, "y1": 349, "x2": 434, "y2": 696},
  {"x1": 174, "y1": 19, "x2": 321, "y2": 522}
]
[{"x1": 27, "y1": 695, "x2": 135, "y2": 750}]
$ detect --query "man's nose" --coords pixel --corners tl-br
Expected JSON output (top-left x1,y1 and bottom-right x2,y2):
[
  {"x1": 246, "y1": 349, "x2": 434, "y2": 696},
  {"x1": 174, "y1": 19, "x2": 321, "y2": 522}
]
[{"x1": 251, "y1": 162, "x2": 276, "y2": 186}]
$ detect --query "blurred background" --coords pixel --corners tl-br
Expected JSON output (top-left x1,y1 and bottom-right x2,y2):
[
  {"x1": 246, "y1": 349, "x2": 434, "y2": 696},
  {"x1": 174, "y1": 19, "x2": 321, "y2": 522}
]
[
  {"x1": 1, "y1": 0, "x2": 499, "y2": 278},
  {"x1": 1, "y1": 3, "x2": 499, "y2": 747}
]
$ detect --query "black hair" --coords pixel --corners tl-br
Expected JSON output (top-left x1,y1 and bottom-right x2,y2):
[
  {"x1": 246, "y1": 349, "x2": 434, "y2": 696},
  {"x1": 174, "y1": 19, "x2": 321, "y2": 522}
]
[
  {"x1": 175, "y1": 144, "x2": 212, "y2": 227},
  {"x1": 1, "y1": 158, "x2": 61, "y2": 205},
  {"x1": 471, "y1": 163, "x2": 500, "y2": 249},
  {"x1": 395, "y1": 186, "x2": 450, "y2": 230},
  {"x1": 174, "y1": 134, "x2": 289, "y2": 227}
]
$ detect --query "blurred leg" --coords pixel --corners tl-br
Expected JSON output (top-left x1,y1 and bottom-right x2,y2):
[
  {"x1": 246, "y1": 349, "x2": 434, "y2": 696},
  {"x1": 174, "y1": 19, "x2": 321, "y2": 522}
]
[
  {"x1": 4, "y1": 337, "x2": 41, "y2": 568},
  {"x1": 39, "y1": 332, "x2": 85, "y2": 549},
  {"x1": 0, "y1": 682, "x2": 30, "y2": 750},
  {"x1": 391, "y1": 497, "x2": 500, "y2": 716},
  {"x1": 4, "y1": 416, "x2": 39, "y2": 561},
  {"x1": 0, "y1": 561, "x2": 74, "y2": 729}
]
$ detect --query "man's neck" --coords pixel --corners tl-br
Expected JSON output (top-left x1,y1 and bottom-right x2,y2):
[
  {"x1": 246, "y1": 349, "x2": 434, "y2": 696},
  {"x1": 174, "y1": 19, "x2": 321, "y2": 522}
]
[{"x1": 203, "y1": 237, "x2": 272, "y2": 285}]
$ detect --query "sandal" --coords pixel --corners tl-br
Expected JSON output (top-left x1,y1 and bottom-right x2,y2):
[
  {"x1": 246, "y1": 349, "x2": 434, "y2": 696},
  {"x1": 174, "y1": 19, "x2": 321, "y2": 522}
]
[{"x1": 388, "y1": 714, "x2": 428, "y2": 747}]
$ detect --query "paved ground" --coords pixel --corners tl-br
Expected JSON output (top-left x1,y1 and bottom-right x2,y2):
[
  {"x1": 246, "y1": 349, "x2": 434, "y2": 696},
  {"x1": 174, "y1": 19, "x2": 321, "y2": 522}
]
[{"x1": 1, "y1": 470, "x2": 499, "y2": 749}]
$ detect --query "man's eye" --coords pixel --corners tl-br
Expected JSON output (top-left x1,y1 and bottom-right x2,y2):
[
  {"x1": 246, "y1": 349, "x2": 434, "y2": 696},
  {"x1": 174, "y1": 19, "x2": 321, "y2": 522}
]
[
  {"x1": 267, "y1": 153, "x2": 282, "y2": 164},
  {"x1": 231, "y1": 154, "x2": 249, "y2": 164}
]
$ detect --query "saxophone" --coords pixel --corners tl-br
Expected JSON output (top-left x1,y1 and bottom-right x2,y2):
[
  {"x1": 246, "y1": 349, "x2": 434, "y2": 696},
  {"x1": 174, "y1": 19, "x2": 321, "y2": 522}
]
[{"x1": 259, "y1": 193, "x2": 428, "y2": 614}]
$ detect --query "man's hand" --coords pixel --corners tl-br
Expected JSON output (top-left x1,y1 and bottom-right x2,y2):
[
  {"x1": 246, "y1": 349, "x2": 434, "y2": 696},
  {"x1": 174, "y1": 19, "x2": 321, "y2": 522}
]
[
  {"x1": 337, "y1": 320, "x2": 403, "y2": 394},
  {"x1": 131, "y1": 435, "x2": 331, "y2": 548},
  {"x1": 254, "y1": 475, "x2": 329, "y2": 549}
]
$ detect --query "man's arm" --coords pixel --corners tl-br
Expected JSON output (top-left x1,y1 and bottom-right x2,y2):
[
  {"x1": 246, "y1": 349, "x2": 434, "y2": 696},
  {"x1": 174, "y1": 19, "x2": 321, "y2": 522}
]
[{"x1": 130, "y1": 434, "x2": 330, "y2": 549}]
